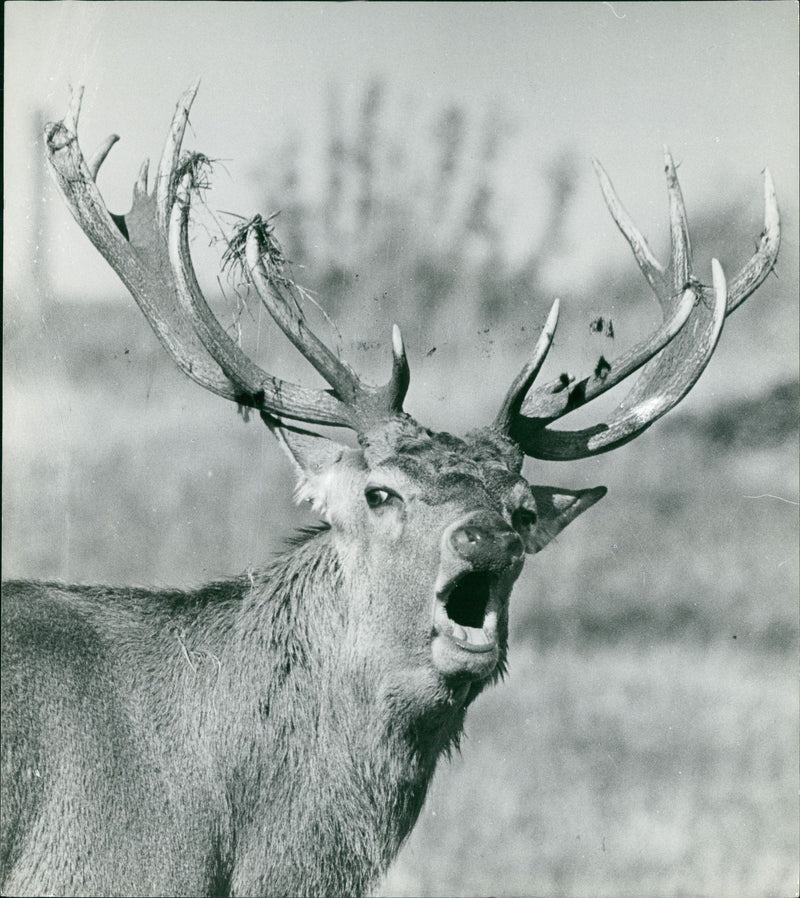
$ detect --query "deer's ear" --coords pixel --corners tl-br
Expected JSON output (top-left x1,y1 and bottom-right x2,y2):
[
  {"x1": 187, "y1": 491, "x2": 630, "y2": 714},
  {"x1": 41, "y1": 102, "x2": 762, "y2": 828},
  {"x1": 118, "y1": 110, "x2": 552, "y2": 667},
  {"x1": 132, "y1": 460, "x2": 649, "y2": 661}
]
[
  {"x1": 266, "y1": 422, "x2": 362, "y2": 520},
  {"x1": 526, "y1": 485, "x2": 607, "y2": 553},
  {"x1": 269, "y1": 425, "x2": 345, "y2": 478}
]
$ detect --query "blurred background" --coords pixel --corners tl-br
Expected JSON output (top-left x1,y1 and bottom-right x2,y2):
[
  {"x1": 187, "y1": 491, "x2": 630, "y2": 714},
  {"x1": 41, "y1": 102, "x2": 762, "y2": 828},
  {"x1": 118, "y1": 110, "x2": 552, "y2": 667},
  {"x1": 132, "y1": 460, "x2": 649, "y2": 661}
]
[{"x1": 4, "y1": 3, "x2": 798, "y2": 896}]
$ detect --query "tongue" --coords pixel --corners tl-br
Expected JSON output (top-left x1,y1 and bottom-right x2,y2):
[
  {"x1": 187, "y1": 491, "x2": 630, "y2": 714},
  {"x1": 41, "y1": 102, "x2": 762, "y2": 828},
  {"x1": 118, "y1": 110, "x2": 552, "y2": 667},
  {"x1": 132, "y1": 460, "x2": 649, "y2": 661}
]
[{"x1": 453, "y1": 624, "x2": 489, "y2": 645}]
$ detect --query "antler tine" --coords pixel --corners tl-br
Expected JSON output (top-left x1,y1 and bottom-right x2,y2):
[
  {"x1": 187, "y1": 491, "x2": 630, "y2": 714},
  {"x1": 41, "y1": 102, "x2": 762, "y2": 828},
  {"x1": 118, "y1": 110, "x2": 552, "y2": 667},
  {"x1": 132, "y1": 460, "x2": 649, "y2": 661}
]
[
  {"x1": 387, "y1": 324, "x2": 411, "y2": 413},
  {"x1": 591, "y1": 158, "x2": 666, "y2": 296},
  {"x1": 721, "y1": 167, "x2": 780, "y2": 313},
  {"x1": 244, "y1": 227, "x2": 410, "y2": 428},
  {"x1": 155, "y1": 81, "x2": 199, "y2": 232},
  {"x1": 244, "y1": 227, "x2": 363, "y2": 405},
  {"x1": 88, "y1": 134, "x2": 120, "y2": 181},
  {"x1": 500, "y1": 154, "x2": 778, "y2": 461},
  {"x1": 507, "y1": 287, "x2": 696, "y2": 426},
  {"x1": 168, "y1": 174, "x2": 352, "y2": 425},
  {"x1": 515, "y1": 153, "x2": 693, "y2": 425},
  {"x1": 509, "y1": 262, "x2": 727, "y2": 459},
  {"x1": 495, "y1": 299, "x2": 560, "y2": 435},
  {"x1": 45, "y1": 86, "x2": 363, "y2": 429},
  {"x1": 664, "y1": 147, "x2": 692, "y2": 296},
  {"x1": 610, "y1": 153, "x2": 777, "y2": 415},
  {"x1": 135, "y1": 159, "x2": 150, "y2": 196}
]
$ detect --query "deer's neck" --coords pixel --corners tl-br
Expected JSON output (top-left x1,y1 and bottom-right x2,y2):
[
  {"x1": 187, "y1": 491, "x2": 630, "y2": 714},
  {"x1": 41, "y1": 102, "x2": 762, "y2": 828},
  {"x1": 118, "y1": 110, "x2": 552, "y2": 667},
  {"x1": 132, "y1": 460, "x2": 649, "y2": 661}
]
[{"x1": 212, "y1": 531, "x2": 466, "y2": 895}]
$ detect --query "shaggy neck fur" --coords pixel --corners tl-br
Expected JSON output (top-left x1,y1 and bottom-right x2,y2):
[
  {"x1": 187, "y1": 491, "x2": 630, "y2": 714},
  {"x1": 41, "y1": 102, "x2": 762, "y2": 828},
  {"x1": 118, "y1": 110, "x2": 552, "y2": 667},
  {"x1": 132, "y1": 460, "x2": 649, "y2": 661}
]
[{"x1": 148, "y1": 530, "x2": 469, "y2": 897}]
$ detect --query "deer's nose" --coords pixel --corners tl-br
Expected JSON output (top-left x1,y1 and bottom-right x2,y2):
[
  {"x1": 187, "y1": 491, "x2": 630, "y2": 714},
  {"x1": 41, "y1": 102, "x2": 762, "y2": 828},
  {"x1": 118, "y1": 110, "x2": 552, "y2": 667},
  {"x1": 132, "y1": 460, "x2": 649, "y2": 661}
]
[{"x1": 449, "y1": 513, "x2": 524, "y2": 570}]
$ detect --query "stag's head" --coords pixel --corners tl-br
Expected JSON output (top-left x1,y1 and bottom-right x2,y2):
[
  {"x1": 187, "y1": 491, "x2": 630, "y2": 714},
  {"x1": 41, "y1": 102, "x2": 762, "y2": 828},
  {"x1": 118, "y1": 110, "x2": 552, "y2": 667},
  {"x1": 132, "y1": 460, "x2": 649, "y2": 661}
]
[
  {"x1": 273, "y1": 412, "x2": 604, "y2": 695},
  {"x1": 44, "y1": 84, "x2": 779, "y2": 698}
]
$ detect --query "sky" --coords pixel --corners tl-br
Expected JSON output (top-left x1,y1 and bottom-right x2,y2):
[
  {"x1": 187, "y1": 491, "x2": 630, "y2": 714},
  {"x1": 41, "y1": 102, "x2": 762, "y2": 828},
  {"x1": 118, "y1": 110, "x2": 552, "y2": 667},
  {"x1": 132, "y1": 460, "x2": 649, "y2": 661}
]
[{"x1": 5, "y1": 1, "x2": 798, "y2": 302}]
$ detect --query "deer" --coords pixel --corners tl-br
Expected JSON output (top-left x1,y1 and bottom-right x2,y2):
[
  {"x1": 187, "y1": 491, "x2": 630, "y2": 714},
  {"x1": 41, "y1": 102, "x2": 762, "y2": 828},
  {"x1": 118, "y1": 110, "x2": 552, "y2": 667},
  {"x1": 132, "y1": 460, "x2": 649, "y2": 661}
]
[{"x1": 1, "y1": 84, "x2": 780, "y2": 898}]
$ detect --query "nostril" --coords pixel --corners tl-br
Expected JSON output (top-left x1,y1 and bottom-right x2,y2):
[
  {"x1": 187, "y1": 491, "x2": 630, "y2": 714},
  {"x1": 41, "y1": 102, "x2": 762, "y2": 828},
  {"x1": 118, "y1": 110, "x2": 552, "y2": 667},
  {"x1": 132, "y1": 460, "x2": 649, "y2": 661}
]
[
  {"x1": 451, "y1": 527, "x2": 481, "y2": 552},
  {"x1": 501, "y1": 530, "x2": 524, "y2": 558},
  {"x1": 465, "y1": 527, "x2": 482, "y2": 544},
  {"x1": 450, "y1": 520, "x2": 524, "y2": 567}
]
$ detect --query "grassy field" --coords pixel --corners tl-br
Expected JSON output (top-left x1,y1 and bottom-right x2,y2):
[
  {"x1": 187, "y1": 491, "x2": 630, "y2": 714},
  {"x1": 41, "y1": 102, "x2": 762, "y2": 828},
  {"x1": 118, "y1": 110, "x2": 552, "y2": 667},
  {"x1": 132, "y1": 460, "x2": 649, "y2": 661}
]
[
  {"x1": 3, "y1": 297, "x2": 797, "y2": 897},
  {"x1": 380, "y1": 644, "x2": 796, "y2": 897}
]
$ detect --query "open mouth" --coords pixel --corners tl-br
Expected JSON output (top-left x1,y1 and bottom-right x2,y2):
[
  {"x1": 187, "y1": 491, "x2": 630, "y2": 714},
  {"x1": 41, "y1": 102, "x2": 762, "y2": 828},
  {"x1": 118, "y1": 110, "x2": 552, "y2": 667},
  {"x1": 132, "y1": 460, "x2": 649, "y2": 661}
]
[
  {"x1": 437, "y1": 570, "x2": 497, "y2": 653},
  {"x1": 431, "y1": 568, "x2": 507, "y2": 679}
]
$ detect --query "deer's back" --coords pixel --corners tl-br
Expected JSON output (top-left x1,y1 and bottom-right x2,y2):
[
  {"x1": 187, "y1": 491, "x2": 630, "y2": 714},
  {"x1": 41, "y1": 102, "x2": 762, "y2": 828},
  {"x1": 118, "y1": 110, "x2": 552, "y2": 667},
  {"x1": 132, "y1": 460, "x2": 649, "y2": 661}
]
[{"x1": 1, "y1": 581, "x2": 232, "y2": 897}]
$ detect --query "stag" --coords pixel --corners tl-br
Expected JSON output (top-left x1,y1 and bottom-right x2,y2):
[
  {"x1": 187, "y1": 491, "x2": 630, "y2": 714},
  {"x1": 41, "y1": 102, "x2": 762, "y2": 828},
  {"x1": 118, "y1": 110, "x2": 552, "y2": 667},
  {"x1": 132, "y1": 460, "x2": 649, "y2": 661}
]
[{"x1": 1, "y1": 85, "x2": 779, "y2": 898}]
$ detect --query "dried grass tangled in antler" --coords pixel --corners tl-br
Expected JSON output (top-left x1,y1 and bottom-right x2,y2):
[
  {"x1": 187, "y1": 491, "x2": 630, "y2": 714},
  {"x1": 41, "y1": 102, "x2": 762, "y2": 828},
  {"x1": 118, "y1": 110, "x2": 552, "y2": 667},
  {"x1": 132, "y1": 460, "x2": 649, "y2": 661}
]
[
  {"x1": 223, "y1": 214, "x2": 343, "y2": 347},
  {"x1": 174, "y1": 151, "x2": 215, "y2": 195},
  {"x1": 222, "y1": 213, "x2": 293, "y2": 289}
]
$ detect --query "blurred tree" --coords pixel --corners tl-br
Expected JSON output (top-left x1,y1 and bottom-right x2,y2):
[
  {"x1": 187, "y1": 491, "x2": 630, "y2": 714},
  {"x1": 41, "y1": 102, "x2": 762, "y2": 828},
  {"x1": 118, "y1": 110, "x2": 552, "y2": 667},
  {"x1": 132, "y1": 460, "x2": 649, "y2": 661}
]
[
  {"x1": 355, "y1": 78, "x2": 383, "y2": 231},
  {"x1": 250, "y1": 81, "x2": 581, "y2": 337}
]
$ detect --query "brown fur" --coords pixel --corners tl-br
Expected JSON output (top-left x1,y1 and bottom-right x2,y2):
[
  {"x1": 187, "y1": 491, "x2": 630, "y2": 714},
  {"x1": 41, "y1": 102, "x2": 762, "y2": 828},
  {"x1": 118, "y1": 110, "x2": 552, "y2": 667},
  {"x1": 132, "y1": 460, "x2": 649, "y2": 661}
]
[{"x1": 1, "y1": 420, "x2": 603, "y2": 896}]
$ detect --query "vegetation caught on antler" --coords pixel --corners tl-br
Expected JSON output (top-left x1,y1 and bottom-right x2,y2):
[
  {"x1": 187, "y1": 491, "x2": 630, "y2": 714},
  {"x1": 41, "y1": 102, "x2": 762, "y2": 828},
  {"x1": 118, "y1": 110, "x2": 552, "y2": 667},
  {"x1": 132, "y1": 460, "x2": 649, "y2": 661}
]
[
  {"x1": 174, "y1": 151, "x2": 215, "y2": 196},
  {"x1": 222, "y1": 213, "x2": 287, "y2": 287}
]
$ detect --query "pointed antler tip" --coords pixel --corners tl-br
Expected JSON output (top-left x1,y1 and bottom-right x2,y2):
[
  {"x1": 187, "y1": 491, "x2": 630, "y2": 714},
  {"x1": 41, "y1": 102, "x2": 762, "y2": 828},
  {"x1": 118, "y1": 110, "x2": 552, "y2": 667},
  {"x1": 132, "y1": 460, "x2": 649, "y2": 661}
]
[
  {"x1": 707, "y1": 259, "x2": 727, "y2": 343},
  {"x1": 762, "y1": 168, "x2": 779, "y2": 230},
  {"x1": 387, "y1": 323, "x2": 411, "y2": 411},
  {"x1": 180, "y1": 80, "x2": 201, "y2": 106},
  {"x1": 711, "y1": 259, "x2": 728, "y2": 315},
  {"x1": 87, "y1": 133, "x2": 120, "y2": 180},
  {"x1": 545, "y1": 298, "x2": 561, "y2": 330},
  {"x1": 591, "y1": 156, "x2": 610, "y2": 186},
  {"x1": 711, "y1": 257, "x2": 725, "y2": 287},
  {"x1": 135, "y1": 158, "x2": 150, "y2": 192},
  {"x1": 65, "y1": 84, "x2": 85, "y2": 130},
  {"x1": 391, "y1": 324, "x2": 405, "y2": 359}
]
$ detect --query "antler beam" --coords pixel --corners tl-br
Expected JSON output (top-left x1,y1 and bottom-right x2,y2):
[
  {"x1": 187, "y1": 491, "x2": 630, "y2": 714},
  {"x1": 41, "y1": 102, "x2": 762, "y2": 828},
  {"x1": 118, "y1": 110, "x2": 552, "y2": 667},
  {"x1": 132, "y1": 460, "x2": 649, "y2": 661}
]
[
  {"x1": 44, "y1": 85, "x2": 409, "y2": 432},
  {"x1": 45, "y1": 87, "x2": 779, "y2": 457},
  {"x1": 496, "y1": 151, "x2": 780, "y2": 460}
]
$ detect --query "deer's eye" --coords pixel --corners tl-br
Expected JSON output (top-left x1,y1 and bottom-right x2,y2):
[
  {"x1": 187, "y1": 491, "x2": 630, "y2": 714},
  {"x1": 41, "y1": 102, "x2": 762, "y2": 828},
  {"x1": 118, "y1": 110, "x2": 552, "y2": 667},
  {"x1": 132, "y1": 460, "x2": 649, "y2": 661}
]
[
  {"x1": 512, "y1": 506, "x2": 537, "y2": 532},
  {"x1": 365, "y1": 486, "x2": 401, "y2": 509}
]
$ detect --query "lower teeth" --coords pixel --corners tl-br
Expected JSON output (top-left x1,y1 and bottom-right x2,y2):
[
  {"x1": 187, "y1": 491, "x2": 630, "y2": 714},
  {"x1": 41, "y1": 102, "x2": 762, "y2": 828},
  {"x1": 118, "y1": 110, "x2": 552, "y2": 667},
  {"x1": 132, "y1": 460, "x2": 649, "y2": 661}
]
[{"x1": 452, "y1": 624, "x2": 489, "y2": 645}]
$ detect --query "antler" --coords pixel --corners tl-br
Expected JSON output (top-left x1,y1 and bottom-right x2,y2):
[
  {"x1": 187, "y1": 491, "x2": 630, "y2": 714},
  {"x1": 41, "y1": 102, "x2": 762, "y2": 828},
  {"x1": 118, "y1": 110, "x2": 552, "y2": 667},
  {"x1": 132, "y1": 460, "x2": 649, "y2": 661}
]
[
  {"x1": 45, "y1": 88, "x2": 779, "y2": 451},
  {"x1": 495, "y1": 150, "x2": 780, "y2": 460},
  {"x1": 44, "y1": 85, "x2": 409, "y2": 432}
]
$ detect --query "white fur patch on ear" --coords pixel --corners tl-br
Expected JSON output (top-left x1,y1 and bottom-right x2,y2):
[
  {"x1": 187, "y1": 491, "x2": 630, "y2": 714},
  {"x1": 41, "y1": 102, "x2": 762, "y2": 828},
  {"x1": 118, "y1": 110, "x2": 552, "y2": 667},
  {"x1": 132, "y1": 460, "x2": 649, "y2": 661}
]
[
  {"x1": 294, "y1": 474, "x2": 324, "y2": 512},
  {"x1": 298, "y1": 462, "x2": 367, "y2": 524},
  {"x1": 267, "y1": 425, "x2": 343, "y2": 515},
  {"x1": 267, "y1": 423, "x2": 365, "y2": 523},
  {"x1": 528, "y1": 484, "x2": 606, "y2": 553}
]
